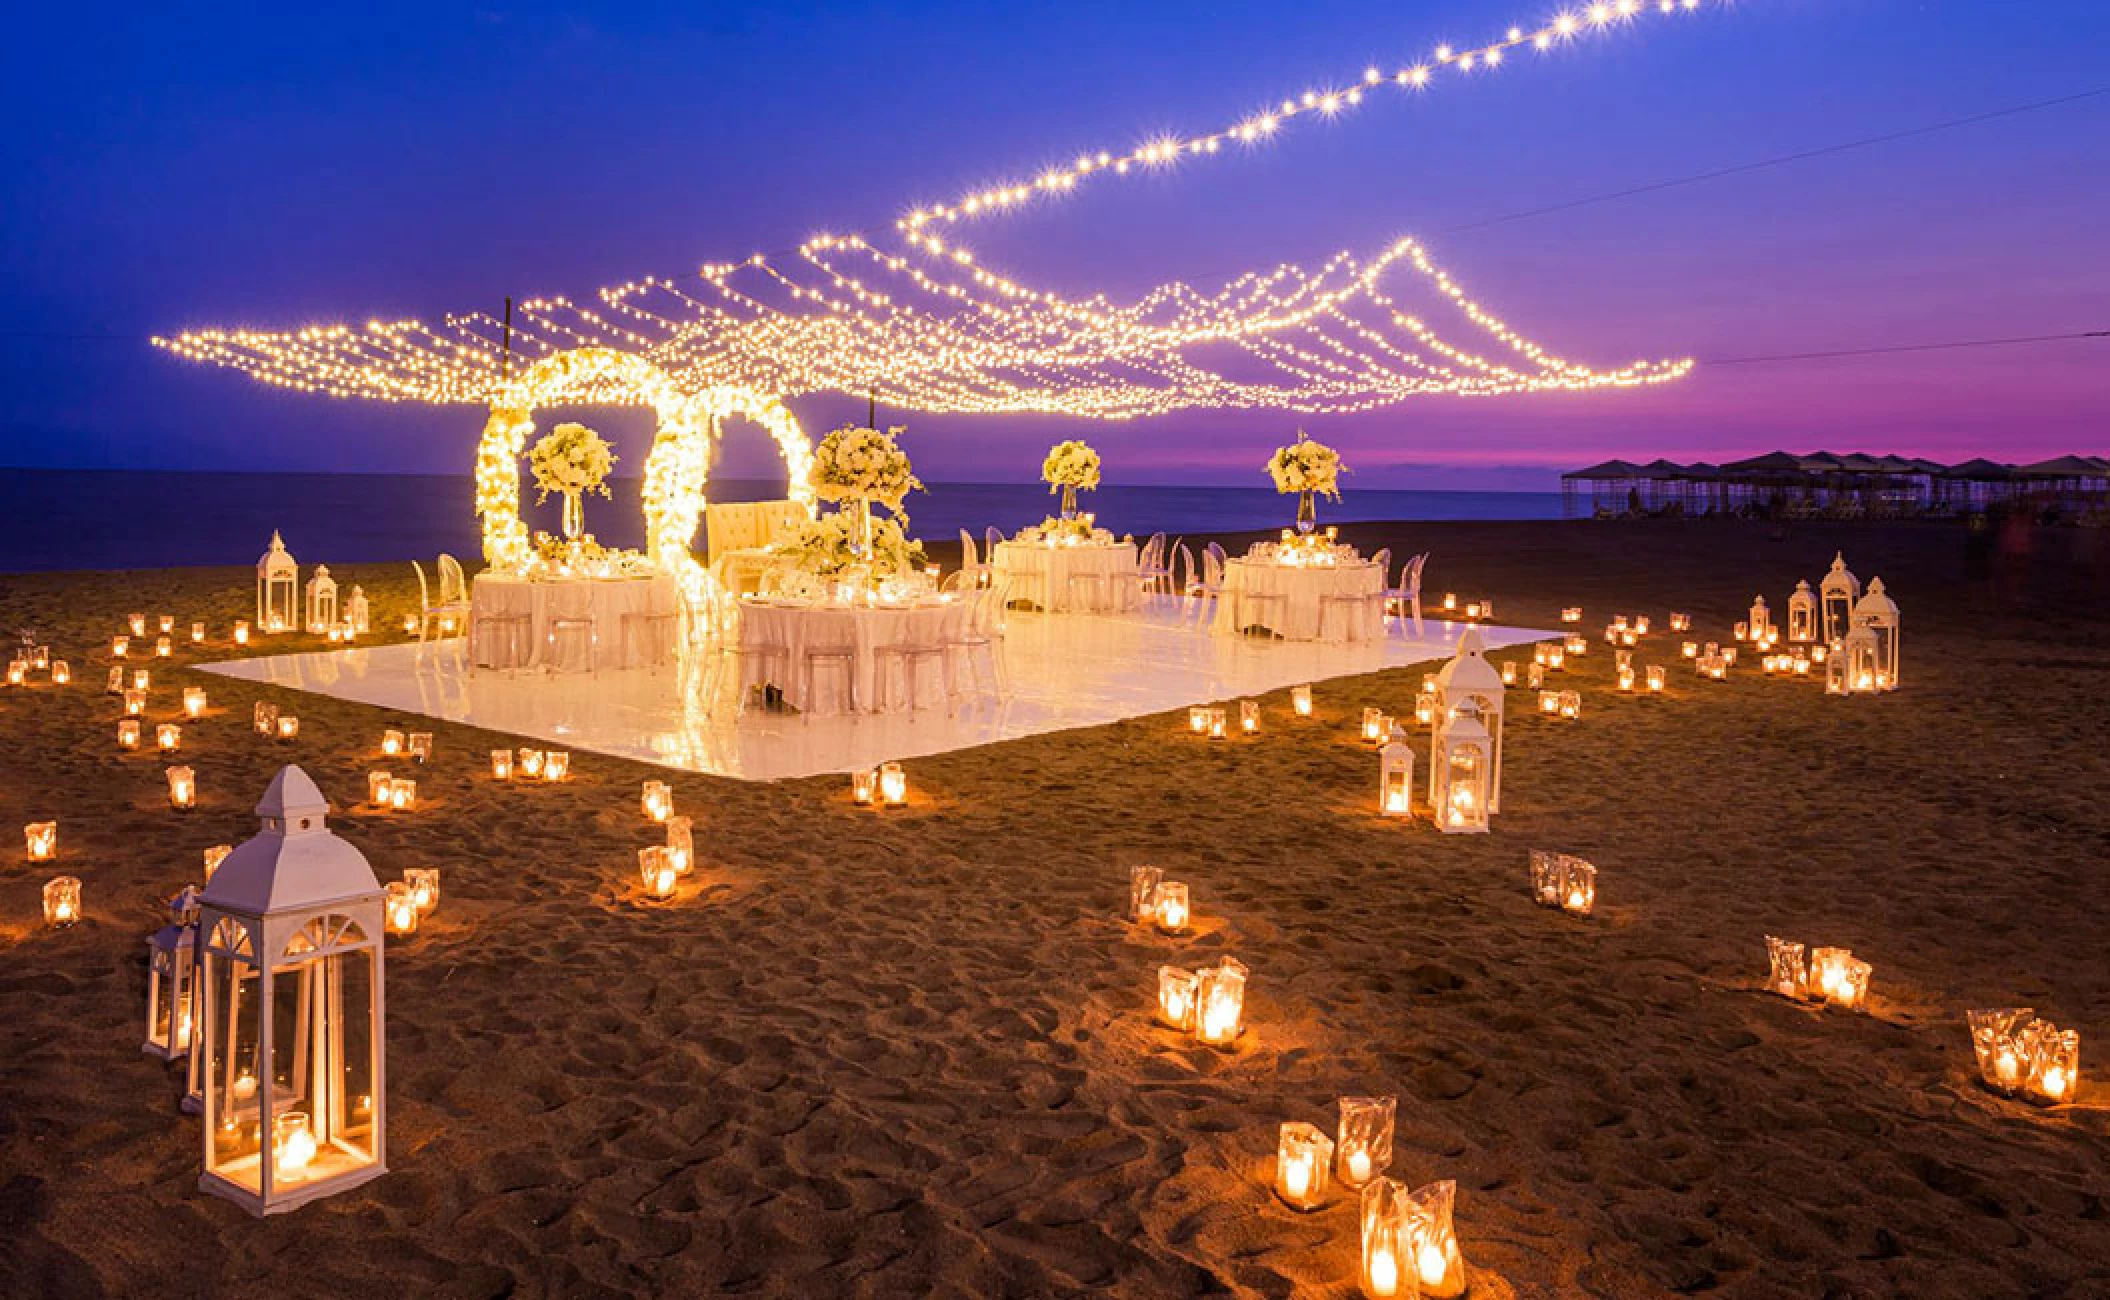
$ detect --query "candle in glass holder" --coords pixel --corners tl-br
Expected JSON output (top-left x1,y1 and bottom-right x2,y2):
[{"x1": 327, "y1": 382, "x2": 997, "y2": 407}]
[
  {"x1": 381, "y1": 729, "x2": 404, "y2": 756},
  {"x1": 44, "y1": 875, "x2": 82, "y2": 927},
  {"x1": 1276, "y1": 1121, "x2": 1334, "y2": 1211},
  {"x1": 127, "y1": 613, "x2": 146, "y2": 637},
  {"x1": 877, "y1": 761, "x2": 906, "y2": 806},
  {"x1": 51, "y1": 660, "x2": 70, "y2": 686},
  {"x1": 490, "y1": 749, "x2": 513, "y2": 780},
  {"x1": 166, "y1": 766, "x2": 196, "y2": 810},
  {"x1": 155, "y1": 636, "x2": 171, "y2": 658},
  {"x1": 191, "y1": 622, "x2": 206, "y2": 643},
  {"x1": 408, "y1": 733, "x2": 431, "y2": 764},
  {"x1": 1559, "y1": 856, "x2": 1596, "y2": 915},
  {"x1": 1407, "y1": 1179, "x2": 1468, "y2": 1298},
  {"x1": 25, "y1": 821, "x2": 57, "y2": 862},
  {"x1": 1361, "y1": 1177, "x2": 1408, "y2": 1298},
  {"x1": 1152, "y1": 881, "x2": 1190, "y2": 934},
  {"x1": 1499, "y1": 660, "x2": 1517, "y2": 686},
  {"x1": 639, "y1": 846, "x2": 677, "y2": 899},
  {"x1": 1195, "y1": 957, "x2": 1248, "y2": 1048},
  {"x1": 1239, "y1": 699, "x2": 1260, "y2": 734},
  {"x1": 518, "y1": 748, "x2": 545, "y2": 779},
  {"x1": 666, "y1": 815, "x2": 694, "y2": 875},
  {"x1": 368, "y1": 770, "x2": 393, "y2": 806},
  {"x1": 1129, "y1": 864, "x2": 1164, "y2": 924},
  {"x1": 1537, "y1": 690, "x2": 1560, "y2": 716},
  {"x1": 1546, "y1": 646, "x2": 1565, "y2": 671},
  {"x1": 117, "y1": 718, "x2": 141, "y2": 750},
  {"x1": 1764, "y1": 935, "x2": 1809, "y2": 1000},
  {"x1": 850, "y1": 768, "x2": 876, "y2": 805},
  {"x1": 276, "y1": 715, "x2": 300, "y2": 741},
  {"x1": 5, "y1": 659, "x2": 23, "y2": 687},
  {"x1": 1561, "y1": 606, "x2": 1582, "y2": 623},
  {"x1": 404, "y1": 867, "x2": 440, "y2": 914},
  {"x1": 1557, "y1": 691, "x2": 1581, "y2": 720},
  {"x1": 123, "y1": 688, "x2": 146, "y2": 717},
  {"x1": 156, "y1": 723, "x2": 182, "y2": 752},
  {"x1": 2026, "y1": 1024, "x2": 2080, "y2": 1104},
  {"x1": 1360, "y1": 707, "x2": 1385, "y2": 742},
  {"x1": 1616, "y1": 668, "x2": 1635, "y2": 693},
  {"x1": 384, "y1": 882, "x2": 420, "y2": 935},
  {"x1": 1336, "y1": 1094, "x2": 1397, "y2": 1188},
  {"x1": 1205, "y1": 707, "x2": 1228, "y2": 740},
  {"x1": 1809, "y1": 947, "x2": 1870, "y2": 1011},
  {"x1": 543, "y1": 752, "x2": 570, "y2": 782},
  {"x1": 1188, "y1": 705, "x2": 1210, "y2": 735},
  {"x1": 233, "y1": 620, "x2": 250, "y2": 645},
  {"x1": 642, "y1": 780, "x2": 673, "y2": 822},
  {"x1": 203, "y1": 844, "x2": 231, "y2": 879},
  {"x1": 1968, "y1": 1007, "x2": 2035, "y2": 1096},
  {"x1": 1646, "y1": 665, "x2": 1667, "y2": 693},
  {"x1": 1291, "y1": 684, "x2": 1313, "y2": 716},
  {"x1": 272, "y1": 1111, "x2": 317, "y2": 1182},
  {"x1": 387, "y1": 778, "x2": 415, "y2": 811},
  {"x1": 1156, "y1": 965, "x2": 1199, "y2": 1030},
  {"x1": 182, "y1": 686, "x2": 207, "y2": 718},
  {"x1": 111, "y1": 635, "x2": 129, "y2": 659}
]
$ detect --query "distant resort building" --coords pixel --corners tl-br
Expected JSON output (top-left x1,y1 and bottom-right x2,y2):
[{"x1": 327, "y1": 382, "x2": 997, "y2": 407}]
[{"x1": 1561, "y1": 451, "x2": 2110, "y2": 523}]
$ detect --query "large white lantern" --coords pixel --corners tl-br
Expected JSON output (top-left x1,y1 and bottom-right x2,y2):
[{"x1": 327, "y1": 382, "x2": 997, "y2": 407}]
[
  {"x1": 1430, "y1": 704, "x2": 1491, "y2": 835},
  {"x1": 1787, "y1": 580, "x2": 1817, "y2": 643},
  {"x1": 1819, "y1": 552, "x2": 1860, "y2": 644},
  {"x1": 1850, "y1": 577, "x2": 1900, "y2": 689},
  {"x1": 195, "y1": 766, "x2": 385, "y2": 1215},
  {"x1": 305, "y1": 564, "x2": 338, "y2": 635},
  {"x1": 256, "y1": 532, "x2": 299, "y2": 634},
  {"x1": 1433, "y1": 626, "x2": 1505, "y2": 813}
]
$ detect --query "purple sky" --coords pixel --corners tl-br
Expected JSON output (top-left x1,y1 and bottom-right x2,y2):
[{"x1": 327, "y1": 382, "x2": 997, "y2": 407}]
[{"x1": 3, "y1": 0, "x2": 2104, "y2": 490}]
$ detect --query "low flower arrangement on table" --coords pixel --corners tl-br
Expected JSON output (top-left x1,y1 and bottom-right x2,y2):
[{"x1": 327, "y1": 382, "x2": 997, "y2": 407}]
[
  {"x1": 1249, "y1": 533, "x2": 1357, "y2": 569},
  {"x1": 1015, "y1": 515, "x2": 1114, "y2": 547},
  {"x1": 518, "y1": 533, "x2": 652, "y2": 580},
  {"x1": 1267, "y1": 431, "x2": 1345, "y2": 535},
  {"x1": 773, "y1": 425, "x2": 932, "y2": 601}
]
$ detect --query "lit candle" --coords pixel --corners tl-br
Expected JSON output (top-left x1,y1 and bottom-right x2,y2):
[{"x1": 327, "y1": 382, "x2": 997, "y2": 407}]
[
  {"x1": 1291, "y1": 684, "x2": 1313, "y2": 716},
  {"x1": 1152, "y1": 882, "x2": 1190, "y2": 934},
  {"x1": 277, "y1": 716, "x2": 300, "y2": 740},
  {"x1": 155, "y1": 636, "x2": 171, "y2": 658},
  {"x1": 1156, "y1": 965, "x2": 1198, "y2": 1030},
  {"x1": 1275, "y1": 1121, "x2": 1334, "y2": 1211},
  {"x1": 408, "y1": 733, "x2": 431, "y2": 763},
  {"x1": 490, "y1": 749, "x2": 513, "y2": 780},
  {"x1": 388, "y1": 778, "x2": 415, "y2": 811},
  {"x1": 1195, "y1": 957, "x2": 1248, "y2": 1048},
  {"x1": 191, "y1": 622, "x2": 206, "y2": 643},
  {"x1": 117, "y1": 718, "x2": 140, "y2": 749},
  {"x1": 203, "y1": 844, "x2": 230, "y2": 879},
  {"x1": 519, "y1": 748, "x2": 545, "y2": 779},
  {"x1": 183, "y1": 686, "x2": 207, "y2": 717},
  {"x1": 384, "y1": 882, "x2": 420, "y2": 935},
  {"x1": 544, "y1": 752, "x2": 570, "y2": 782},
  {"x1": 273, "y1": 1112, "x2": 317, "y2": 1180},
  {"x1": 666, "y1": 815, "x2": 694, "y2": 874},
  {"x1": 25, "y1": 821, "x2": 57, "y2": 862},
  {"x1": 51, "y1": 661, "x2": 70, "y2": 685},
  {"x1": 43, "y1": 875, "x2": 81, "y2": 926},
  {"x1": 404, "y1": 866, "x2": 440, "y2": 913},
  {"x1": 643, "y1": 780, "x2": 672, "y2": 822},
  {"x1": 1239, "y1": 700, "x2": 1259, "y2": 733},
  {"x1": 878, "y1": 762, "x2": 906, "y2": 806},
  {"x1": 233, "y1": 621, "x2": 250, "y2": 645},
  {"x1": 128, "y1": 613, "x2": 146, "y2": 637},
  {"x1": 381, "y1": 730, "x2": 403, "y2": 756},
  {"x1": 156, "y1": 723, "x2": 181, "y2": 752},
  {"x1": 640, "y1": 846, "x2": 677, "y2": 899},
  {"x1": 166, "y1": 766, "x2": 196, "y2": 810}
]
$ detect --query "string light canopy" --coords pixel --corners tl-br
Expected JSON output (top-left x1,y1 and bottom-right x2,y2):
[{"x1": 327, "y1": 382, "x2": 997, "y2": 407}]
[{"x1": 157, "y1": 233, "x2": 1691, "y2": 420}]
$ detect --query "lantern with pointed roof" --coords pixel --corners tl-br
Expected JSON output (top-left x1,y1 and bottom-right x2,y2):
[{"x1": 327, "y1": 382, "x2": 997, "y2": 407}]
[
  {"x1": 1433, "y1": 627, "x2": 1505, "y2": 814},
  {"x1": 1818, "y1": 552, "x2": 1860, "y2": 644},
  {"x1": 1787, "y1": 580, "x2": 1817, "y2": 643},
  {"x1": 344, "y1": 584, "x2": 370, "y2": 636},
  {"x1": 304, "y1": 565, "x2": 338, "y2": 635},
  {"x1": 256, "y1": 532, "x2": 299, "y2": 634},
  {"x1": 1431, "y1": 702, "x2": 1492, "y2": 835},
  {"x1": 1850, "y1": 577, "x2": 1900, "y2": 690},
  {"x1": 195, "y1": 766, "x2": 385, "y2": 1215},
  {"x1": 145, "y1": 887, "x2": 202, "y2": 1061}
]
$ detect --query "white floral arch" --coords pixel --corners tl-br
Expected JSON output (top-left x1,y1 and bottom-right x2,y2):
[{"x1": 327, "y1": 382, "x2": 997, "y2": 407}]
[{"x1": 473, "y1": 347, "x2": 815, "y2": 595}]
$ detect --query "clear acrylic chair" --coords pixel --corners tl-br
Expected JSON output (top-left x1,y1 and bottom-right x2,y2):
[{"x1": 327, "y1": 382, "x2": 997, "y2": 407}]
[
  {"x1": 1389, "y1": 551, "x2": 1428, "y2": 635},
  {"x1": 951, "y1": 586, "x2": 1008, "y2": 705},
  {"x1": 1318, "y1": 546, "x2": 1390, "y2": 642},
  {"x1": 546, "y1": 613, "x2": 600, "y2": 674},
  {"x1": 620, "y1": 610, "x2": 680, "y2": 671},
  {"x1": 800, "y1": 646, "x2": 859, "y2": 718},
  {"x1": 959, "y1": 528, "x2": 991, "y2": 588}
]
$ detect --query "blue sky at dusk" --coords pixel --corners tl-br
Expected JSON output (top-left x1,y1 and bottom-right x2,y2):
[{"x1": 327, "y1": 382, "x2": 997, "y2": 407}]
[{"x1": 3, "y1": 0, "x2": 2104, "y2": 490}]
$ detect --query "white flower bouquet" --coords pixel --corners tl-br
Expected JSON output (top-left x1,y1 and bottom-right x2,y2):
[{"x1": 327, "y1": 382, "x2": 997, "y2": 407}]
[
  {"x1": 527, "y1": 422, "x2": 617, "y2": 503},
  {"x1": 811, "y1": 424, "x2": 923, "y2": 517},
  {"x1": 1041, "y1": 440, "x2": 1103, "y2": 493},
  {"x1": 1267, "y1": 432, "x2": 1344, "y2": 499}
]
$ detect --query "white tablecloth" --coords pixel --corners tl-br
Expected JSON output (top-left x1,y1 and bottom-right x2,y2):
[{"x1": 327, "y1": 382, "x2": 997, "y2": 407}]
[
  {"x1": 992, "y1": 541, "x2": 1140, "y2": 614},
  {"x1": 736, "y1": 597, "x2": 975, "y2": 714},
  {"x1": 1212, "y1": 559, "x2": 1384, "y2": 642},
  {"x1": 469, "y1": 572, "x2": 679, "y2": 671}
]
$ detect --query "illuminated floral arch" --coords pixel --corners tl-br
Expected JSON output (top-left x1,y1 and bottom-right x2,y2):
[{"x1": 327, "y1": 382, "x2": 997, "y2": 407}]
[{"x1": 472, "y1": 348, "x2": 814, "y2": 585}]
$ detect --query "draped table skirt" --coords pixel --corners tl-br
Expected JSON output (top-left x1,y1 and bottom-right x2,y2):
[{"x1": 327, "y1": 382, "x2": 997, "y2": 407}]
[
  {"x1": 736, "y1": 598, "x2": 973, "y2": 715},
  {"x1": 992, "y1": 541, "x2": 1140, "y2": 614},
  {"x1": 1211, "y1": 559, "x2": 1384, "y2": 642},
  {"x1": 469, "y1": 572, "x2": 679, "y2": 671}
]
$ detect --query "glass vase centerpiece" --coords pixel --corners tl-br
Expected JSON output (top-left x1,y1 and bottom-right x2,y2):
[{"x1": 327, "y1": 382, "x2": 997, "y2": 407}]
[
  {"x1": 1266, "y1": 431, "x2": 1345, "y2": 535},
  {"x1": 1042, "y1": 439, "x2": 1102, "y2": 521},
  {"x1": 528, "y1": 421, "x2": 618, "y2": 543}
]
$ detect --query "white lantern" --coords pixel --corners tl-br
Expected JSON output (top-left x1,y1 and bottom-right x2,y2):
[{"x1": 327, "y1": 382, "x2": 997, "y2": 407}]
[
  {"x1": 1850, "y1": 577, "x2": 1900, "y2": 689},
  {"x1": 1748, "y1": 595, "x2": 1771, "y2": 642},
  {"x1": 146, "y1": 890, "x2": 201, "y2": 1060},
  {"x1": 1378, "y1": 736, "x2": 1414, "y2": 818},
  {"x1": 195, "y1": 766, "x2": 386, "y2": 1214},
  {"x1": 1819, "y1": 551, "x2": 1860, "y2": 644},
  {"x1": 345, "y1": 585, "x2": 371, "y2": 635},
  {"x1": 1787, "y1": 580, "x2": 1817, "y2": 642},
  {"x1": 1434, "y1": 627, "x2": 1505, "y2": 814},
  {"x1": 256, "y1": 532, "x2": 299, "y2": 634},
  {"x1": 1842, "y1": 625, "x2": 1882, "y2": 694},
  {"x1": 305, "y1": 564, "x2": 338, "y2": 635},
  {"x1": 1430, "y1": 704, "x2": 1491, "y2": 834}
]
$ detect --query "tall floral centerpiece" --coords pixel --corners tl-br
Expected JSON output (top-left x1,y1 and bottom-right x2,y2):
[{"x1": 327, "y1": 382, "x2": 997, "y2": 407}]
[
  {"x1": 1042, "y1": 440, "x2": 1103, "y2": 520},
  {"x1": 528, "y1": 422, "x2": 618, "y2": 540},
  {"x1": 1267, "y1": 432, "x2": 1345, "y2": 535},
  {"x1": 810, "y1": 424, "x2": 923, "y2": 570}
]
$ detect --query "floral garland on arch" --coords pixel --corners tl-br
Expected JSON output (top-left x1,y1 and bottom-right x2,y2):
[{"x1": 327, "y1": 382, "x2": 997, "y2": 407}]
[{"x1": 811, "y1": 424, "x2": 922, "y2": 518}]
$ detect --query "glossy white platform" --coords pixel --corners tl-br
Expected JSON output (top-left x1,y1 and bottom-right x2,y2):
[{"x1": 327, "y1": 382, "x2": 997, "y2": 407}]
[{"x1": 201, "y1": 605, "x2": 1553, "y2": 781}]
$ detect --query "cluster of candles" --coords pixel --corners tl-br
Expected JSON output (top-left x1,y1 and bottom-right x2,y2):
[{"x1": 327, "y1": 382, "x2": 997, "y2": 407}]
[
  {"x1": 1968, "y1": 1009, "x2": 2081, "y2": 1105},
  {"x1": 1129, "y1": 864, "x2": 1192, "y2": 934},
  {"x1": 492, "y1": 748, "x2": 569, "y2": 782},
  {"x1": 1187, "y1": 701, "x2": 1261, "y2": 738},
  {"x1": 5, "y1": 644, "x2": 61, "y2": 688},
  {"x1": 379, "y1": 730, "x2": 432, "y2": 763},
  {"x1": 1274, "y1": 1098, "x2": 1468, "y2": 1297},
  {"x1": 1528, "y1": 849, "x2": 1596, "y2": 917},
  {"x1": 1156, "y1": 957, "x2": 1248, "y2": 1047},
  {"x1": 1438, "y1": 593, "x2": 1493, "y2": 621},
  {"x1": 1760, "y1": 651, "x2": 1813, "y2": 677},
  {"x1": 638, "y1": 816, "x2": 697, "y2": 899},
  {"x1": 1763, "y1": 936, "x2": 1872, "y2": 1012},
  {"x1": 384, "y1": 867, "x2": 441, "y2": 934},
  {"x1": 1535, "y1": 689, "x2": 1582, "y2": 720},
  {"x1": 1603, "y1": 614, "x2": 1649, "y2": 647},
  {"x1": 850, "y1": 762, "x2": 908, "y2": 808},
  {"x1": 366, "y1": 771, "x2": 418, "y2": 811}
]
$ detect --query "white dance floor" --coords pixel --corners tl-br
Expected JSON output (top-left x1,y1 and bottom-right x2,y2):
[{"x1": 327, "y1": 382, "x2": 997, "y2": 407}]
[{"x1": 201, "y1": 606, "x2": 1553, "y2": 781}]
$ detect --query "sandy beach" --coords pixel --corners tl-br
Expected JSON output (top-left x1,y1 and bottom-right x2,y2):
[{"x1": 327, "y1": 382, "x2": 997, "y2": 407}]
[{"x1": 3, "y1": 518, "x2": 2107, "y2": 1298}]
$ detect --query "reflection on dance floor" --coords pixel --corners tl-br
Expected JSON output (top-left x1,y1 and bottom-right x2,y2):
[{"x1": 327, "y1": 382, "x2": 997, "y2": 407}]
[{"x1": 201, "y1": 606, "x2": 1553, "y2": 781}]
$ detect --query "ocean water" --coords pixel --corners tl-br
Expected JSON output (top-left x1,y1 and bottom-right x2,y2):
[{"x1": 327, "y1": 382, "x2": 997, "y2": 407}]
[{"x1": 0, "y1": 469, "x2": 1559, "y2": 574}]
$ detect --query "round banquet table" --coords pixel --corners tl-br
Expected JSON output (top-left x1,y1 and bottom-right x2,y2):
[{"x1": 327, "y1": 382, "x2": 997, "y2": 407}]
[
  {"x1": 469, "y1": 572, "x2": 679, "y2": 671},
  {"x1": 736, "y1": 596, "x2": 971, "y2": 715},
  {"x1": 1211, "y1": 558, "x2": 1385, "y2": 642},
  {"x1": 991, "y1": 540, "x2": 1140, "y2": 614}
]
